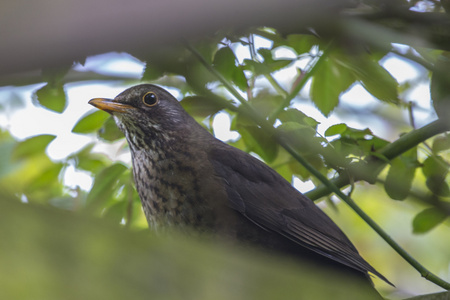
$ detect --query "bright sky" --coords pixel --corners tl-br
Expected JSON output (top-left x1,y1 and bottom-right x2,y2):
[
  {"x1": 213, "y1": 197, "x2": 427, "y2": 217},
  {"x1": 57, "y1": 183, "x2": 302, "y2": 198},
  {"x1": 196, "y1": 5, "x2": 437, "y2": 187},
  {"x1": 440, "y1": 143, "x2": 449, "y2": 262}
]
[{"x1": 0, "y1": 37, "x2": 434, "y2": 193}]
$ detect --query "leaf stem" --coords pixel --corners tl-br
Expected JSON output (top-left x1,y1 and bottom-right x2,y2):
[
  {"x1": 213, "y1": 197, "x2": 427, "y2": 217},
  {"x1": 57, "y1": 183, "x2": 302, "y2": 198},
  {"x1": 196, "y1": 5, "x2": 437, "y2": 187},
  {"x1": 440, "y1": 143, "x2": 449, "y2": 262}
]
[
  {"x1": 265, "y1": 74, "x2": 288, "y2": 98},
  {"x1": 248, "y1": 33, "x2": 288, "y2": 98}
]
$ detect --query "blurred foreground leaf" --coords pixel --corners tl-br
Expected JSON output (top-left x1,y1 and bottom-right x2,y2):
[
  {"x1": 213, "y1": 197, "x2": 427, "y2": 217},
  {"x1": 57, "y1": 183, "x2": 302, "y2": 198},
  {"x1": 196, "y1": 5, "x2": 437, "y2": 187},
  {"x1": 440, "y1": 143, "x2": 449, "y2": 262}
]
[
  {"x1": 0, "y1": 198, "x2": 384, "y2": 300},
  {"x1": 12, "y1": 134, "x2": 56, "y2": 160}
]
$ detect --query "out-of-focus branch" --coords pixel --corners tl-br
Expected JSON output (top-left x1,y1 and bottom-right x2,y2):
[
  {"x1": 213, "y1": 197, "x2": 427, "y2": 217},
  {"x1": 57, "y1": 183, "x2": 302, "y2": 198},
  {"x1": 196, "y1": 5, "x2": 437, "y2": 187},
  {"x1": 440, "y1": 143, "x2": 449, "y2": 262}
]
[
  {"x1": 3, "y1": 0, "x2": 450, "y2": 78},
  {"x1": 0, "y1": 0, "x2": 348, "y2": 76}
]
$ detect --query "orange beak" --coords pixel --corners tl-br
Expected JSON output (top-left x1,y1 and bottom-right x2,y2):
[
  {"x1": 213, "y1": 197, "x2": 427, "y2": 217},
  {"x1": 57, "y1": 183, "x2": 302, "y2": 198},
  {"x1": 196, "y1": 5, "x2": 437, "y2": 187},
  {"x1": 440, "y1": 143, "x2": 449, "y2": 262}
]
[{"x1": 88, "y1": 98, "x2": 135, "y2": 114}]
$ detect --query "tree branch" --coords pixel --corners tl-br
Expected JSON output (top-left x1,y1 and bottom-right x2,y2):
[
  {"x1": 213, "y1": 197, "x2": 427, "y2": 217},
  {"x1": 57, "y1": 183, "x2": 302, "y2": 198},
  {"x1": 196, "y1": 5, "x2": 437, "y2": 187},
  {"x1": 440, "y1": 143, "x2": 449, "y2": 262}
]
[{"x1": 0, "y1": 0, "x2": 348, "y2": 76}]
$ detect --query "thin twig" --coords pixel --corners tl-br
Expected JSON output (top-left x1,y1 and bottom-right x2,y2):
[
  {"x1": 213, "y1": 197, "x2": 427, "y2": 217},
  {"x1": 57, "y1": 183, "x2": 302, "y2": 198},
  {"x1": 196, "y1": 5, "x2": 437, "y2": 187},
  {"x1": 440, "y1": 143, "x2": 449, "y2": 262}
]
[
  {"x1": 247, "y1": 33, "x2": 288, "y2": 98},
  {"x1": 269, "y1": 42, "x2": 333, "y2": 122}
]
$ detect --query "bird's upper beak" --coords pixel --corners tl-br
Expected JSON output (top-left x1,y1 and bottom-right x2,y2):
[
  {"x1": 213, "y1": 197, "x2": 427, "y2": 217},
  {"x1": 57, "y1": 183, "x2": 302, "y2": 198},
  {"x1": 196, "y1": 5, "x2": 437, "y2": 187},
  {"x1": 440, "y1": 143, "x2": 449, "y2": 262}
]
[{"x1": 88, "y1": 98, "x2": 135, "y2": 114}]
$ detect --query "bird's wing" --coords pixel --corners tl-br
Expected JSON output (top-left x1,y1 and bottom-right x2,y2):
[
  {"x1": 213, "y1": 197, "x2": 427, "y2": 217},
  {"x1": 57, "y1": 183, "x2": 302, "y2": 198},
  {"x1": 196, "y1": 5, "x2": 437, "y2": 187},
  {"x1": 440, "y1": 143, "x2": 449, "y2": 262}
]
[{"x1": 209, "y1": 144, "x2": 392, "y2": 285}]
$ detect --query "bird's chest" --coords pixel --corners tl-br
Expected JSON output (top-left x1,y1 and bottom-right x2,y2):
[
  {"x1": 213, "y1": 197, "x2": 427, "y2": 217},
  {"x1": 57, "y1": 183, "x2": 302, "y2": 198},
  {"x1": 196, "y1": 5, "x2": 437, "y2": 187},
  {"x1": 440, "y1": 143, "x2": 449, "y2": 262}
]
[{"x1": 131, "y1": 150, "x2": 218, "y2": 230}]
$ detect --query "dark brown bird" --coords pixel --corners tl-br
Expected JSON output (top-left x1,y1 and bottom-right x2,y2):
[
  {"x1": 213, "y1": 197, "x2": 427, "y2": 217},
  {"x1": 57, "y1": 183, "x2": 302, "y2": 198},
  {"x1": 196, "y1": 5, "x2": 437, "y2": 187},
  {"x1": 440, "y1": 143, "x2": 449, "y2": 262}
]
[{"x1": 89, "y1": 84, "x2": 391, "y2": 287}]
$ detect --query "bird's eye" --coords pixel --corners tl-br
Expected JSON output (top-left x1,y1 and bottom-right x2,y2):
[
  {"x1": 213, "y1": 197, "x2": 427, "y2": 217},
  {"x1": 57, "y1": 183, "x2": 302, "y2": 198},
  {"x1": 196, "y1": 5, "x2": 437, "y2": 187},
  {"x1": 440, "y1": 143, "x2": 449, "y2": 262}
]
[{"x1": 142, "y1": 92, "x2": 158, "y2": 107}]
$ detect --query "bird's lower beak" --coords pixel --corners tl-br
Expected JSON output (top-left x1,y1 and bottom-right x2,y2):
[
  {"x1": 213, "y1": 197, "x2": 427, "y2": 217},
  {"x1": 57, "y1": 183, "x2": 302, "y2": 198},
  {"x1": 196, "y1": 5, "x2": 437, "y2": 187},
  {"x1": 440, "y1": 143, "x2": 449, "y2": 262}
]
[{"x1": 88, "y1": 98, "x2": 134, "y2": 114}]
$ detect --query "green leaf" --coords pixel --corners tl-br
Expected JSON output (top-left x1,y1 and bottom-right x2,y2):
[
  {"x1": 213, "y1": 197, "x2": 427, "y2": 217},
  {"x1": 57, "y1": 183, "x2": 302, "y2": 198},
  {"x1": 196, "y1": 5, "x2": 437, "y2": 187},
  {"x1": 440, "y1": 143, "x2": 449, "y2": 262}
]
[
  {"x1": 289, "y1": 154, "x2": 324, "y2": 180},
  {"x1": 325, "y1": 126, "x2": 389, "y2": 169},
  {"x1": 142, "y1": 63, "x2": 164, "y2": 81},
  {"x1": 412, "y1": 207, "x2": 448, "y2": 234},
  {"x1": 180, "y1": 96, "x2": 226, "y2": 119},
  {"x1": 284, "y1": 34, "x2": 319, "y2": 55},
  {"x1": 276, "y1": 122, "x2": 322, "y2": 155},
  {"x1": 237, "y1": 125, "x2": 278, "y2": 163},
  {"x1": 242, "y1": 59, "x2": 266, "y2": 75},
  {"x1": 77, "y1": 157, "x2": 106, "y2": 174},
  {"x1": 213, "y1": 47, "x2": 237, "y2": 81},
  {"x1": 193, "y1": 39, "x2": 220, "y2": 64},
  {"x1": 34, "y1": 83, "x2": 67, "y2": 113},
  {"x1": 303, "y1": 116, "x2": 319, "y2": 128},
  {"x1": 267, "y1": 59, "x2": 293, "y2": 72},
  {"x1": 278, "y1": 108, "x2": 319, "y2": 129},
  {"x1": 250, "y1": 93, "x2": 282, "y2": 119},
  {"x1": 426, "y1": 177, "x2": 450, "y2": 197},
  {"x1": 98, "y1": 117, "x2": 124, "y2": 142},
  {"x1": 232, "y1": 67, "x2": 248, "y2": 91},
  {"x1": 341, "y1": 127, "x2": 373, "y2": 140},
  {"x1": 26, "y1": 163, "x2": 64, "y2": 192},
  {"x1": 422, "y1": 156, "x2": 449, "y2": 196},
  {"x1": 12, "y1": 134, "x2": 56, "y2": 160},
  {"x1": 325, "y1": 124, "x2": 348, "y2": 137},
  {"x1": 185, "y1": 61, "x2": 217, "y2": 89},
  {"x1": 385, "y1": 156, "x2": 417, "y2": 200},
  {"x1": 310, "y1": 57, "x2": 353, "y2": 116},
  {"x1": 103, "y1": 200, "x2": 127, "y2": 224},
  {"x1": 243, "y1": 49, "x2": 293, "y2": 75},
  {"x1": 273, "y1": 163, "x2": 294, "y2": 182},
  {"x1": 278, "y1": 108, "x2": 308, "y2": 123},
  {"x1": 86, "y1": 163, "x2": 128, "y2": 210},
  {"x1": 422, "y1": 156, "x2": 448, "y2": 178},
  {"x1": 277, "y1": 121, "x2": 310, "y2": 132},
  {"x1": 70, "y1": 144, "x2": 107, "y2": 173},
  {"x1": 348, "y1": 57, "x2": 399, "y2": 104},
  {"x1": 258, "y1": 48, "x2": 273, "y2": 62},
  {"x1": 141, "y1": 47, "x2": 190, "y2": 80},
  {"x1": 432, "y1": 135, "x2": 450, "y2": 154},
  {"x1": 72, "y1": 110, "x2": 110, "y2": 134},
  {"x1": 430, "y1": 52, "x2": 450, "y2": 119}
]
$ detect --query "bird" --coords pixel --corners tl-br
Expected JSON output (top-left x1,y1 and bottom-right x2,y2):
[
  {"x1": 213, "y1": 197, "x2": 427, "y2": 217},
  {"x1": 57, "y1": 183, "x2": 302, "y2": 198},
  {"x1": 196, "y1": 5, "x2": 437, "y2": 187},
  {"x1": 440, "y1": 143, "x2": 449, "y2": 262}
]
[{"x1": 89, "y1": 84, "x2": 392, "y2": 288}]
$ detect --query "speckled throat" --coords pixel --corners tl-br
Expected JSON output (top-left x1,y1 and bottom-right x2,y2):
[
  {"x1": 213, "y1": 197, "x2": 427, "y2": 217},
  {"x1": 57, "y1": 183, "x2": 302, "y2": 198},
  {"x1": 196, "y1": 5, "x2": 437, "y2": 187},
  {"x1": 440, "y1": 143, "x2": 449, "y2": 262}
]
[{"x1": 115, "y1": 113, "x2": 219, "y2": 231}]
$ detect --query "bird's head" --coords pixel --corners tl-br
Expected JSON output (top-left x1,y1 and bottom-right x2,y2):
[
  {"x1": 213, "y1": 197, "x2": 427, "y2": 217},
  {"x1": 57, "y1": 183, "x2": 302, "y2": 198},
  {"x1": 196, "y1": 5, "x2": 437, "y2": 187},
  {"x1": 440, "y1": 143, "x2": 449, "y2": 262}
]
[
  {"x1": 89, "y1": 84, "x2": 198, "y2": 151},
  {"x1": 89, "y1": 84, "x2": 190, "y2": 129}
]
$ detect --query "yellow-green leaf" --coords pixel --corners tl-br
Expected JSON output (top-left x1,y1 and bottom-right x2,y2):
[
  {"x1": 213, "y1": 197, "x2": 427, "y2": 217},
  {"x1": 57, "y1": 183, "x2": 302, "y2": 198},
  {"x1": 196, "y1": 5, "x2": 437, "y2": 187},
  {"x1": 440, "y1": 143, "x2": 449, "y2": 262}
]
[
  {"x1": 12, "y1": 134, "x2": 56, "y2": 160},
  {"x1": 72, "y1": 110, "x2": 110, "y2": 134},
  {"x1": 412, "y1": 207, "x2": 448, "y2": 234},
  {"x1": 213, "y1": 47, "x2": 237, "y2": 81},
  {"x1": 34, "y1": 83, "x2": 67, "y2": 113},
  {"x1": 349, "y1": 57, "x2": 399, "y2": 104},
  {"x1": 325, "y1": 124, "x2": 348, "y2": 137},
  {"x1": 385, "y1": 156, "x2": 417, "y2": 200}
]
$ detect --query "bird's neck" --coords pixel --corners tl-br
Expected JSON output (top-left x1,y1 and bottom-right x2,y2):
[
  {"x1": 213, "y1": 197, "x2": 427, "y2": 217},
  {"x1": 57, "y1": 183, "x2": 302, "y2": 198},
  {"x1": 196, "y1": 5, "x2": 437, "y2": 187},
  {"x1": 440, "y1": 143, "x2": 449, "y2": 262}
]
[{"x1": 128, "y1": 128, "x2": 218, "y2": 231}]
